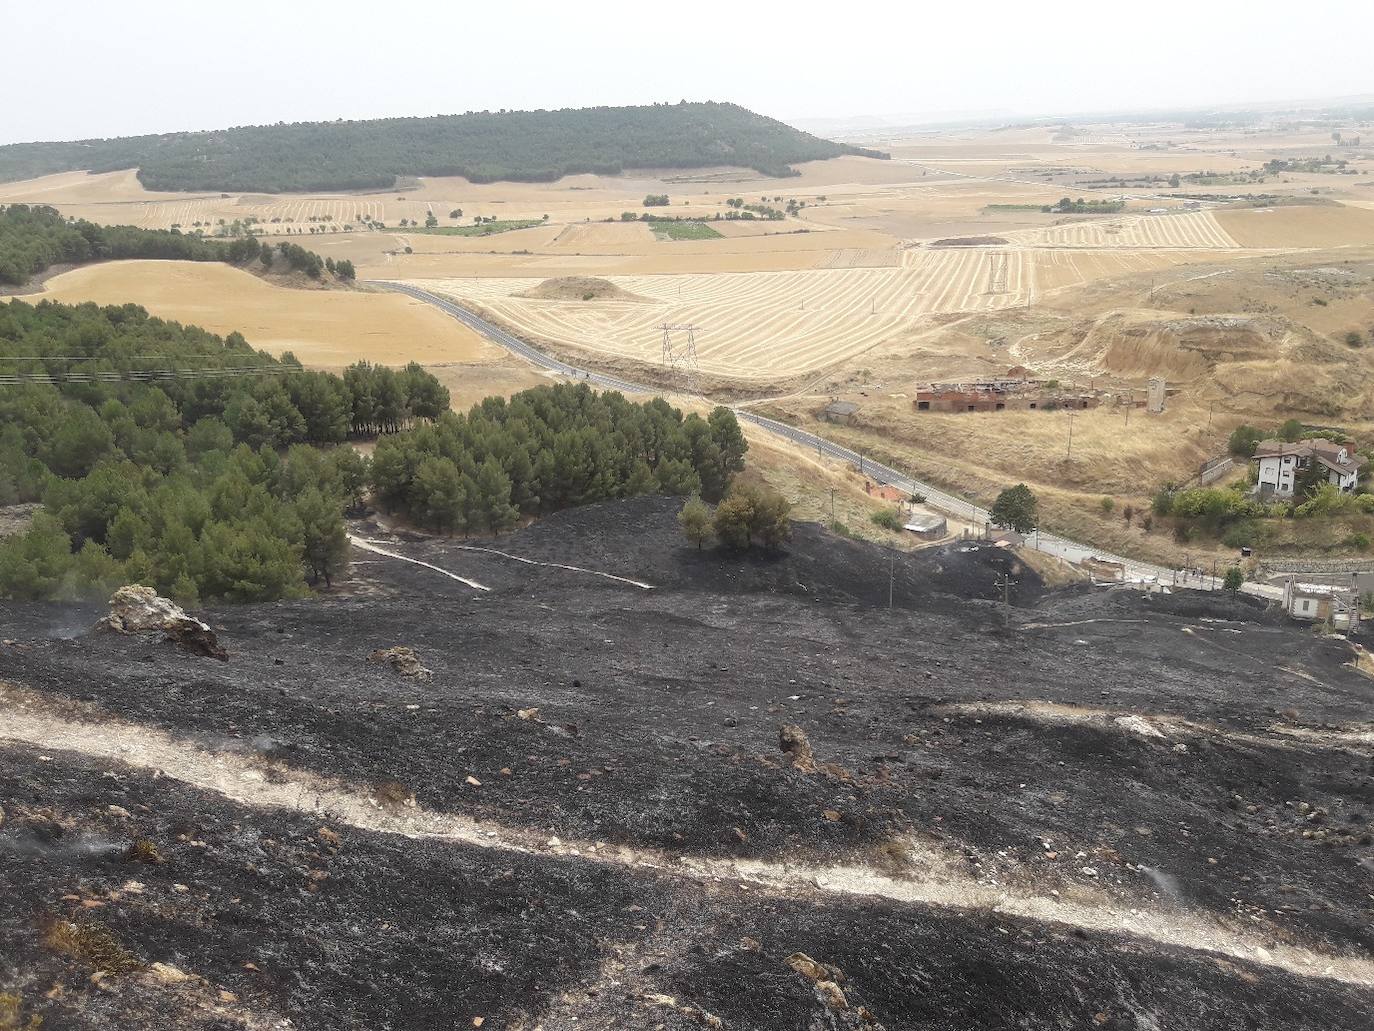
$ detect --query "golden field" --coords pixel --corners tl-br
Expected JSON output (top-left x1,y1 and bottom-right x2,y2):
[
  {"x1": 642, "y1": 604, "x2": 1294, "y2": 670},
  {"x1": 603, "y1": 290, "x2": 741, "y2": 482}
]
[{"x1": 10, "y1": 261, "x2": 495, "y2": 370}]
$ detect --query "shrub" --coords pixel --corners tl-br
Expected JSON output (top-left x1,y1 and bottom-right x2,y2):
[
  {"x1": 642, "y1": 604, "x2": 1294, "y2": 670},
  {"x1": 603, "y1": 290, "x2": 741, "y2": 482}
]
[
  {"x1": 1227, "y1": 424, "x2": 1265, "y2": 457},
  {"x1": 870, "y1": 507, "x2": 903, "y2": 531},
  {"x1": 1221, "y1": 521, "x2": 1257, "y2": 549},
  {"x1": 1344, "y1": 532, "x2": 1371, "y2": 551},
  {"x1": 713, "y1": 482, "x2": 791, "y2": 550},
  {"x1": 1345, "y1": 329, "x2": 1364, "y2": 348},
  {"x1": 1294, "y1": 483, "x2": 1352, "y2": 518}
]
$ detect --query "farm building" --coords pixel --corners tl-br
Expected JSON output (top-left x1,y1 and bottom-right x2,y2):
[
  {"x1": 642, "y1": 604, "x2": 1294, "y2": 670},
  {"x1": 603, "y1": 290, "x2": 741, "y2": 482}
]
[
  {"x1": 821, "y1": 399, "x2": 861, "y2": 424},
  {"x1": 1281, "y1": 579, "x2": 1361, "y2": 628},
  {"x1": 915, "y1": 376, "x2": 1100, "y2": 413},
  {"x1": 903, "y1": 512, "x2": 948, "y2": 539},
  {"x1": 1252, "y1": 438, "x2": 1364, "y2": 498}
]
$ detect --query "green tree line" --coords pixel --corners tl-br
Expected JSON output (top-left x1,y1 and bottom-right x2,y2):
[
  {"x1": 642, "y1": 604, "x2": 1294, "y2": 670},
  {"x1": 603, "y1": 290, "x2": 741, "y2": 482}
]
[
  {"x1": 0, "y1": 204, "x2": 345, "y2": 287},
  {"x1": 0, "y1": 103, "x2": 887, "y2": 193},
  {"x1": 0, "y1": 299, "x2": 448, "y2": 602},
  {"x1": 370, "y1": 383, "x2": 748, "y2": 536}
]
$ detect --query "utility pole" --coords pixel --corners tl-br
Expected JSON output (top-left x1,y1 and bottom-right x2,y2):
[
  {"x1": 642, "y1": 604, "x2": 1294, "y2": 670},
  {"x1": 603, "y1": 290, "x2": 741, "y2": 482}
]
[
  {"x1": 830, "y1": 487, "x2": 836, "y2": 524},
  {"x1": 1207, "y1": 402, "x2": 1214, "y2": 432},
  {"x1": 1065, "y1": 411, "x2": 1077, "y2": 462},
  {"x1": 889, "y1": 553, "x2": 895, "y2": 610}
]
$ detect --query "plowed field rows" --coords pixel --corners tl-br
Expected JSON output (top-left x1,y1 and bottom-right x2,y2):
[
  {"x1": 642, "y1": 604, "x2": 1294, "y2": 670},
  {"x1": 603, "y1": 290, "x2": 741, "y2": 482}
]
[
  {"x1": 1007, "y1": 211, "x2": 1238, "y2": 249},
  {"x1": 401, "y1": 249, "x2": 1038, "y2": 378}
]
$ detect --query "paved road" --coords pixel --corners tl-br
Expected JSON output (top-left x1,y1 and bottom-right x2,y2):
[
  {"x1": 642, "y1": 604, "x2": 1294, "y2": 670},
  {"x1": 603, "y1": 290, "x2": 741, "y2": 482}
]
[{"x1": 373, "y1": 281, "x2": 1280, "y2": 601}]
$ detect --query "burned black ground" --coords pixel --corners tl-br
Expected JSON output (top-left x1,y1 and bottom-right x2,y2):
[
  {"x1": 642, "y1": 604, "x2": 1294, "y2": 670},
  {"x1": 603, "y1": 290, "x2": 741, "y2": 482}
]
[{"x1": 2, "y1": 497, "x2": 1372, "y2": 1028}]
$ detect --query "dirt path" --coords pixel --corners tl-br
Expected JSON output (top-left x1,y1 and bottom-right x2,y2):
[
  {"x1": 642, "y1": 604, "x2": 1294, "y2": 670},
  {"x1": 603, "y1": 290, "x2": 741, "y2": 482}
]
[
  {"x1": 4, "y1": 687, "x2": 1370, "y2": 989},
  {"x1": 347, "y1": 536, "x2": 490, "y2": 591},
  {"x1": 444, "y1": 542, "x2": 656, "y2": 589}
]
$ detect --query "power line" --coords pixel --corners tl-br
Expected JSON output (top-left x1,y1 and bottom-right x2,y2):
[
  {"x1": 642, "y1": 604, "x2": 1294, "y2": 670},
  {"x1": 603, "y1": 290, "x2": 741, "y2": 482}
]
[
  {"x1": 0, "y1": 364, "x2": 300, "y2": 385},
  {"x1": 0, "y1": 354, "x2": 253, "y2": 361}
]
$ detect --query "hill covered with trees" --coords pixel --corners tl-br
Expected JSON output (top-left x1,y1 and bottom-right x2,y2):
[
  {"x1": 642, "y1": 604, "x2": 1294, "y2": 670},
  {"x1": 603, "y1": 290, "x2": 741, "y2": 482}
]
[
  {"x1": 0, "y1": 204, "x2": 353, "y2": 287},
  {"x1": 0, "y1": 102, "x2": 886, "y2": 193}
]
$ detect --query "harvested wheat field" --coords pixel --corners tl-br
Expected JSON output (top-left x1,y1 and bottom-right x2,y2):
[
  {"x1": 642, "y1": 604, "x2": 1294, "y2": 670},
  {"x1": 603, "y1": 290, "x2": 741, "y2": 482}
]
[
  {"x1": 402, "y1": 249, "x2": 1039, "y2": 380},
  {"x1": 1214, "y1": 204, "x2": 1374, "y2": 248},
  {"x1": 395, "y1": 244, "x2": 1230, "y2": 381},
  {"x1": 1006, "y1": 210, "x2": 1240, "y2": 249},
  {"x1": 17, "y1": 261, "x2": 496, "y2": 369}
]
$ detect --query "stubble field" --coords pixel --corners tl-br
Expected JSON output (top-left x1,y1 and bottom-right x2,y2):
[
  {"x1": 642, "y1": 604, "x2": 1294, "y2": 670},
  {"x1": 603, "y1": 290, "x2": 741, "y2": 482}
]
[{"x1": 11, "y1": 261, "x2": 495, "y2": 370}]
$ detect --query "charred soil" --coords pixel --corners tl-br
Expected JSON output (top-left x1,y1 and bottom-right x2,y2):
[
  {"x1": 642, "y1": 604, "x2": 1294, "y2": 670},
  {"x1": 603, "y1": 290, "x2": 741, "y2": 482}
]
[{"x1": 2, "y1": 497, "x2": 1372, "y2": 1028}]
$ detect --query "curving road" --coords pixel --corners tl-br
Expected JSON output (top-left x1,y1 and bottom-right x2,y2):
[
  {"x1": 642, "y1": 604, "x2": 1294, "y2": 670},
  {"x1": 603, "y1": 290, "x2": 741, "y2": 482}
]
[{"x1": 372, "y1": 281, "x2": 1278, "y2": 600}]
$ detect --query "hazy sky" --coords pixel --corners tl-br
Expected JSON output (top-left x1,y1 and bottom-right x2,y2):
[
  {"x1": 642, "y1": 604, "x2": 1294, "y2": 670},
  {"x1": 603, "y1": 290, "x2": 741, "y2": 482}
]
[{"x1": 3, "y1": 0, "x2": 1370, "y2": 144}]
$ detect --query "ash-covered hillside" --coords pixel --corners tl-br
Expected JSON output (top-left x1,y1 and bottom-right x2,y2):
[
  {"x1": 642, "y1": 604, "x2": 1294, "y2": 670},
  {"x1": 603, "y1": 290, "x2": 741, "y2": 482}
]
[{"x1": 1, "y1": 497, "x2": 1371, "y2": 1029}]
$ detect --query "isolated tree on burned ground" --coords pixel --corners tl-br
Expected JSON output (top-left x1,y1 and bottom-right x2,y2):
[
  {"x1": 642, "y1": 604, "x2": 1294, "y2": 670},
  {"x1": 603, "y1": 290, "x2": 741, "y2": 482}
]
[
  {"x1": 712, "y1": 482, "x2": 791, "y2": 550},
  {"x1": 990, "y1": 483, "x2": 1039, "y2": 535},
  {"x1": 678, "y1": 496, "x2": 712, "y2": 550}
]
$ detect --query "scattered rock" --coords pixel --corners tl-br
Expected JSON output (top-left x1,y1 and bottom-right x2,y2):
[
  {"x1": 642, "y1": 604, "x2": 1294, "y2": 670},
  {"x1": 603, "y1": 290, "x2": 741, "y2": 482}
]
[
  {"x1": 787, "y1": 953, "x2": 885, "y2": 1028},
  {"x1": 368, "y1": 646, "x2": 431, "y2": 679},
  {"x1": 145, "y1": 962, "x2": 196, "y2": 985},
  {"x1": 641, "y1": 992, "x2": 722, "y2": 1028},
  {"x1": 373, "y1": 780, "x2": 417, "y2": 811},
  {"x1": 817, "y1": 979, "x2": 849, "y2": 1012},
  {"x1": 1112, "y1": 714, "x2": 1164, "y2": 739},
  {"x1": 787, "y1": 952, "x2": 844, "y2": 985},
  {"x1": 100, "y1": 585, "x2": 227, "y2": 660}
]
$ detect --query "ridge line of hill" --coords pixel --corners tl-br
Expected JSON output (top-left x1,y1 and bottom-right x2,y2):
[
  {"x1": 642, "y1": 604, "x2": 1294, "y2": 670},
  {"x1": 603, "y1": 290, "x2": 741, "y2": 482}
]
[{"x1": 0, "y1": 102, "x2": 889, "y2": 193}]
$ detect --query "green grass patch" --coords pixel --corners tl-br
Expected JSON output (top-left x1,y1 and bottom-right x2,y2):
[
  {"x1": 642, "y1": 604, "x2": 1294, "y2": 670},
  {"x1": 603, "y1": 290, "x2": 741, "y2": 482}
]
[
  {"x1": 649, "y1": 221, "x2": 723, "y2": 241},
  {"x1": 983, "y1": 203, "x2": 1046, "y2": 212},
  {"x1": 408, "y1": 219, "x2": 543, "y2": 237}
]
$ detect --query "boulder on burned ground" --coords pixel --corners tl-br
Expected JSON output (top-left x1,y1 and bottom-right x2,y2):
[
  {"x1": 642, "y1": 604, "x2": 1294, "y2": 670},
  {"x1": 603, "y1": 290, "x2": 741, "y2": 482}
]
[
  {"x1": 779, "y1": 724, "x2": 815, "y2": 771},
  {"x1": 99, "y1": 585, "x2": 227, "y2": 660},
  {"x1": 786, "y1": 952, "x2": 885, "y2": 1029}
]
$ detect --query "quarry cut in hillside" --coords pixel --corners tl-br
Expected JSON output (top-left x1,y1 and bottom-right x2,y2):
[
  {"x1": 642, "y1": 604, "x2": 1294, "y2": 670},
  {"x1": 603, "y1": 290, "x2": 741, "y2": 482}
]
[{"x1": 2, "y1": 498, "x2": 1373, "y2": 1030}]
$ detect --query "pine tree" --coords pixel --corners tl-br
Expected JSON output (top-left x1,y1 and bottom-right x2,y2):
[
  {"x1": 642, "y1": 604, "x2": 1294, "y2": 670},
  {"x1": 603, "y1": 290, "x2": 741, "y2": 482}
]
[
  {"x1": 474, "y1": 457, "x2": 518, "y2": 534},
  {"x1": 296, "y1": 488, "x2": 349, "y2": 587},
  {"x1": 413, "y1": 457, "x2": 467, "y2": 535}
]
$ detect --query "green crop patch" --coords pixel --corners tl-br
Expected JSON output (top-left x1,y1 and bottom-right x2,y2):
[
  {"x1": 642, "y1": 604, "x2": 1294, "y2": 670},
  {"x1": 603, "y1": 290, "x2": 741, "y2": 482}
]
[
  {"x1": 649, "y1": 221, "x2": 723, "y2": 241},
  {"x1": 407, "y1": 220, "x2": 544, "y2": 237}
]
